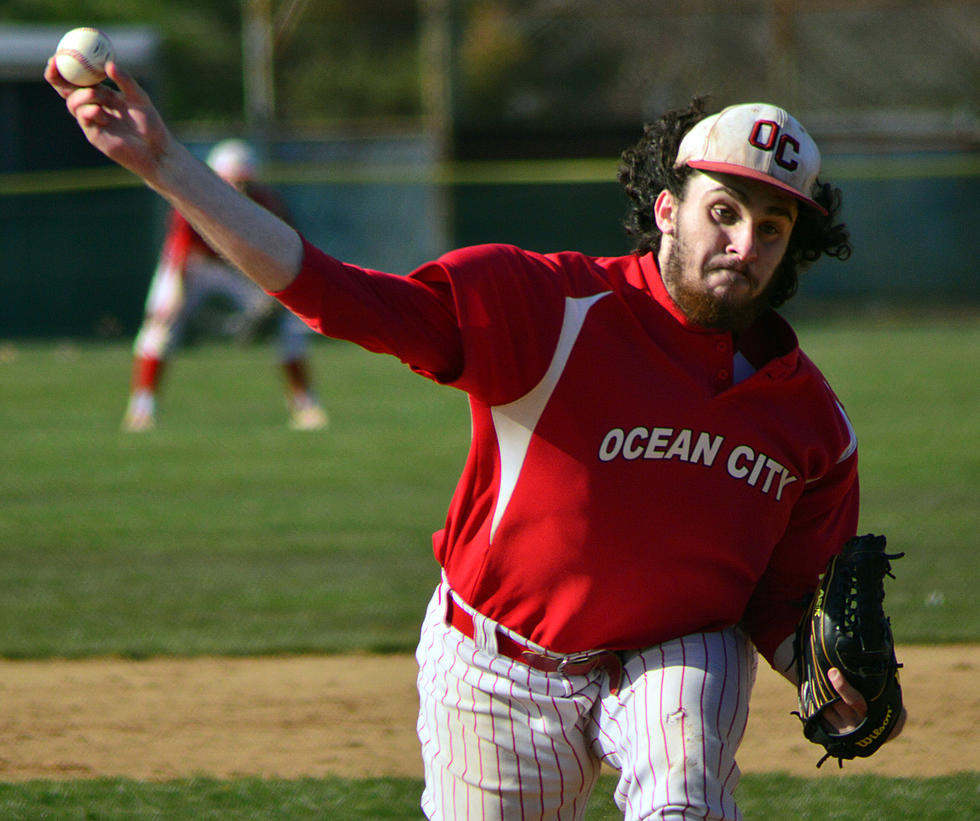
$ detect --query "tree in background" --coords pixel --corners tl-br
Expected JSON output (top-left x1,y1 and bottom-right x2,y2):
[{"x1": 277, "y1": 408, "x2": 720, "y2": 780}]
[{"x1": 5, "y1": 0, "x2": 421, "y2": 126}]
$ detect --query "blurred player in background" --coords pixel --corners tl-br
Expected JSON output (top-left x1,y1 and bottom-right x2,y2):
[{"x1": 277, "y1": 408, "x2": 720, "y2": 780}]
[{"x1": 122, "y1": 139, "x2": 328, "y2": 432}]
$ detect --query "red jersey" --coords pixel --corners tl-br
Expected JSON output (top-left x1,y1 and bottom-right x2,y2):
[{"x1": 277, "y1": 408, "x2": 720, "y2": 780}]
[{"x1": 273, "y1": 241, "x2": 859, "y2": 664}]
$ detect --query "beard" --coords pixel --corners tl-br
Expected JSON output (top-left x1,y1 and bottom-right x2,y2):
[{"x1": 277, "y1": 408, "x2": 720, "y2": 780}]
[{"x1": 661, "y1": 231, "x2": 773, "y2": 332}]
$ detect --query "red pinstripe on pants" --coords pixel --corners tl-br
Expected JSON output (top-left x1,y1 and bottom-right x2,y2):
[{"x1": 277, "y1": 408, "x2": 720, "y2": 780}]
[{"x1": 416, "y1": 583, "x2": 757, "y2": 820}]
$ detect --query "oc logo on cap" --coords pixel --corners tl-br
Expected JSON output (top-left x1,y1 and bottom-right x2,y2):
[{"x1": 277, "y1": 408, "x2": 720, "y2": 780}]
[{"x1": 676, "y1": 103, "x2": 827, "y2": 215}]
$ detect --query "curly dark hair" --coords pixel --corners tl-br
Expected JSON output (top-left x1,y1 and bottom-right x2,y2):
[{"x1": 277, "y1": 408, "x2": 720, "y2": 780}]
[{"x1": 618, "y1": 97, "x2": 851, "y2": 308}]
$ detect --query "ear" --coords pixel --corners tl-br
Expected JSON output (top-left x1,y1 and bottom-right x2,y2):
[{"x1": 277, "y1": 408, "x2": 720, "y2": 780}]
[{"x1": 654, "y1": 189, "x2": 676, "y2": 236}]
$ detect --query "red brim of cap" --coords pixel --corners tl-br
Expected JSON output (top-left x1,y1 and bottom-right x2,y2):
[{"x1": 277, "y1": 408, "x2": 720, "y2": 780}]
[{"x1": 687, "y1": 160, "x2": 828, "y2": 216}]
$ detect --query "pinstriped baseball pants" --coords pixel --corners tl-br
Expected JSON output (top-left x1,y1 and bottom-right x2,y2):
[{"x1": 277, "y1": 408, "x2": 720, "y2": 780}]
[{"x1": 416, "y1": 583, "x2": 757, "y2": 820}]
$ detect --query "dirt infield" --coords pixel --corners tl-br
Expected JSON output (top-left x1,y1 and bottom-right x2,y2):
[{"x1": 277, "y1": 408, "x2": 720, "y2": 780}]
[{"x1": 0, "y1": 645, "x2": 976, "y2": 782}]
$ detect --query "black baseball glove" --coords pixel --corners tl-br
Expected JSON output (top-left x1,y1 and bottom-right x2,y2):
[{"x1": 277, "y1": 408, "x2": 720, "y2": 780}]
[{"x1": 793, "y1": 533, "x2": 904, "y2": 767}]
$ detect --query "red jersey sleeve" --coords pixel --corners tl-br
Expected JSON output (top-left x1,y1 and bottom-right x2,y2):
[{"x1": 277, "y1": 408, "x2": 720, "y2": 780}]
[
  {"x1": 741, "y1": 379, "x2": 861, "y2": 665},
  {"x1": 410, "y1": 244, "x2": 571, "y2": 405},
  {"x1": 273, "y1": 241, "x2": 580, "y2": 401},
  {"x1": 271, "y1": 238, "x2": 464, "y2": 381}
]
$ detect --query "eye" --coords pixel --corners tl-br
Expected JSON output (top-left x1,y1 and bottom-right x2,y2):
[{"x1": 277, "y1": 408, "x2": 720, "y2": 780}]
[
  {"x1": 760, "y1": 220, "x2": 791, "y2": 240},
  {"x1": 711, "y1": 204, "x2": 738, "y2": 224}
]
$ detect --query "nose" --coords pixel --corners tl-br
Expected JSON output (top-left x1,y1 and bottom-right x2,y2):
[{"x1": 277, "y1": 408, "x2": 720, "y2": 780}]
[{"x1": 725, "y1": 222, "x2": 759, "y2": 264}]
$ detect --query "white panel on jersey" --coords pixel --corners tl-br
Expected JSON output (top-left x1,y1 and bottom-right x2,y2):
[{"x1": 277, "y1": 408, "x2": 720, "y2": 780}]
[
  {"x1": 834, "y1": 399, "x2": 858, "y2": 463},
  {"x1": 489, "y1": 292, "x2": 610, "y2": 542},
  {"x1": 806, "y1": 395, "x2": 859, "y2": 485}
]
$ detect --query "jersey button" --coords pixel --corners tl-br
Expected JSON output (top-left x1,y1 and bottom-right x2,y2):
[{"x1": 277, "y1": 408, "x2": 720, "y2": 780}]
[{"x1": 717, "y1": 368, "x2": 730, "y2": 381}]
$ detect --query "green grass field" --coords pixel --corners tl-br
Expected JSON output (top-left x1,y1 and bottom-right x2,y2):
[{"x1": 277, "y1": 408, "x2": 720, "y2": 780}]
[
  {"x1": 0, "y1": 773, "x2": 978, "y2": 820},
  {"x1": 0, "y1": 338, "x2": 467, "y2": 658},
  {"x1": 0, "y1": 316, "x2": 977, "y2": 817}
]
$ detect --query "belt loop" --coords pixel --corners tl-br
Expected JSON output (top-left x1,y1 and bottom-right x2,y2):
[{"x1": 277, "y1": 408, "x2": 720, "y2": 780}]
[
  {"x1": 437, "y1": 581, "x2": 449, "y2": 624},
  {"x1": 471, "y1": 611, "x2": 499, "y2": 656}
]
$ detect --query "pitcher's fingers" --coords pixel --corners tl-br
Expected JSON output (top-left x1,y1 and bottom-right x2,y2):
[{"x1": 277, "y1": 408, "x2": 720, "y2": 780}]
[
  {"x1": 65, "y1": 84, "x2": 110, "y2": 119},
  {"x1": 44, "y1": 57, "x2": 79, "y2": 98},
  {"x1": 828, "y1": 667, "x2": 867, "y2": 711},
  {"x1": 106, "y1": 61, "x2": 150, "y2": 104}
]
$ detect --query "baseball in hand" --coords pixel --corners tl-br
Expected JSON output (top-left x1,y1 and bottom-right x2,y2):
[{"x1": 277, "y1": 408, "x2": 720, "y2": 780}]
[{"x1": 55, "y1": 27, "x2": 114, "y2": 86}]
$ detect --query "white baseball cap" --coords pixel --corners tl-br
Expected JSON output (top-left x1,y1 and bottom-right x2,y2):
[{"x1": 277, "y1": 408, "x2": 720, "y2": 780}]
[
  {"x1": 206, "y1": 139, "x2": 258, "y2": 182},
  {"x1": 675, "y1": 103, "x2": 827, "y2": 215}
]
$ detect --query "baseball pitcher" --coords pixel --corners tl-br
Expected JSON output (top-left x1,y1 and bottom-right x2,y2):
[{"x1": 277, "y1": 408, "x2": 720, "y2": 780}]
[{"x1": 48, "y1": 54, "x2": 905, "y2": 820}]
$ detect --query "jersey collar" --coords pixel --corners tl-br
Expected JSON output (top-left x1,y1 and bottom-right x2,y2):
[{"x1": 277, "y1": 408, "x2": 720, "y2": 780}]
[
  {"x1": 634, "y1": 251, "x2": 720, "y2": 332},
  {"x1": 633, "y1": 251, "x2": 800, "y2": 376}
]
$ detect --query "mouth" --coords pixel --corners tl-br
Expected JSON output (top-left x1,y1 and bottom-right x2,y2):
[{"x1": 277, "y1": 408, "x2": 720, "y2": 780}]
[{"x1": 704, "y1": 265, "x2": 753, "y2": 294}]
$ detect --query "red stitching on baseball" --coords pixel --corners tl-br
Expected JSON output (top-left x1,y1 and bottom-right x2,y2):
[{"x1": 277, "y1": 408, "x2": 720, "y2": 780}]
[{"x1": 57, "y1": 48, "x2": 103, "y2": 79}]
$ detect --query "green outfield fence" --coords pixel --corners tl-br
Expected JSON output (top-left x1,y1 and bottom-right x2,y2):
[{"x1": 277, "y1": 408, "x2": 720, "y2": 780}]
[{"x1": 1, "y1": 150, "x2": 978, "y2": 339}]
